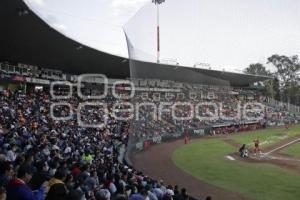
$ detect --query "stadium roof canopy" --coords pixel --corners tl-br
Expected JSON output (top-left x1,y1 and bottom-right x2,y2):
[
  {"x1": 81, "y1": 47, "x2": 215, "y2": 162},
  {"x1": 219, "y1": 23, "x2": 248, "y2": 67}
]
[
  {"x1": 0, "y1": 0, "x2": 129, "y2": 78},
  {"x1": 189, "y1": 67, "x2": 270, "y2": 87},
  {"x1": 0, "y1": 0, "x2": 270, "y2": 86}
]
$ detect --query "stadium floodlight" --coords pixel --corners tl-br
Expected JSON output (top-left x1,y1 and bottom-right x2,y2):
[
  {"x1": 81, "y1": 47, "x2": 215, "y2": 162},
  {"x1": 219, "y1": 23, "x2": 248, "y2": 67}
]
[
  {"x1": 194, "y1": 62, "x2": 211, "y2": 68},
  {"x1": 161, "y1": 58, "x2": 179, "y2": 65},
  {"x1": 152, "y1": 0, "x2": 165, "y2": 63}
]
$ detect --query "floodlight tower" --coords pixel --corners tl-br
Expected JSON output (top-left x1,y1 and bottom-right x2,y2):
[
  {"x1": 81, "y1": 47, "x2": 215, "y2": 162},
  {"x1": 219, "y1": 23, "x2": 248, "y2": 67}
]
[{"x1": 152, "y1": 0, "x2": 165, "y2": 63}]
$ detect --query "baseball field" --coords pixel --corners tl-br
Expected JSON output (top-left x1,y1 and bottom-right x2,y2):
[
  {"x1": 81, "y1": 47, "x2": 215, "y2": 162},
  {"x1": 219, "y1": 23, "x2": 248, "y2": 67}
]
[
  {"x1": 172, "y1": 125, "x2": 300, "y2": 200},
  {"x1": 133, "y1": 125, "x2": 300, "y2": 200}
]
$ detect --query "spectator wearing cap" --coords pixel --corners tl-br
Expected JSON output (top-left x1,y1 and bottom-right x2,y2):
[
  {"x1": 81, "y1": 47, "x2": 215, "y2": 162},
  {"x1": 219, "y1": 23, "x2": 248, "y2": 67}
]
[
  {"x1": 6, "y1": 164, "x2": 44, "y2": 200},
  {"x1": 162, "y1": 189, "x2": 174, "y2": 200},
  {"x1": 95, "y1": 189, "x2": 111, "y2": 200},
  {"x1": 71, "y1": 163, "x2": 81, "y2": 178}
]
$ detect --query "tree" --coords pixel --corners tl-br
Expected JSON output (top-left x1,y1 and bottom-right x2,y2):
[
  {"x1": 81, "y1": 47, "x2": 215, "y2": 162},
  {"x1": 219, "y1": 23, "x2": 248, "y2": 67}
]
[
  {"x1": 267, "y1": 55, "x2": 300, "y2": 87},
  {"x1": 244, "y1": 63, "x2": 271, "y2": 76},
  {"x1": 267, "y1": 54, "x2": 300, "y2": 104},
  {"x1": 244, "y1": 63, "x2": 276, "y2": 98}
]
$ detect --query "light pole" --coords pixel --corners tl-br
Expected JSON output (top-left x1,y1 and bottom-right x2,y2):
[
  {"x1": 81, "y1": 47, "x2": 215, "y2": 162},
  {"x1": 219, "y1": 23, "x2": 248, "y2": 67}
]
[
  {"x1": 194, "y1": 62, "x2": 211, "y2": 69},
  {"x1": 152, "y1": 0, "x2": 165, "y2": 63}
]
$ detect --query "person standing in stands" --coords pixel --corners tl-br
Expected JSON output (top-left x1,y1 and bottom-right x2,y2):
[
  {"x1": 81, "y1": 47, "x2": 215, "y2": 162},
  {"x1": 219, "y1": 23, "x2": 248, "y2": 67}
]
[
  {"x1": 177, "y1": 188, "x2": 189, "y2": 200},
  {"x1": 0, "y1": 161, "x2": 13, "y2": 188},
  {"x1": 29, "y1": 160, "x2": 51, "y2": 191},
  {"x1": 82, "y1": 151, "x2": 93, "y2": 164},
  {"x1": 6, "y1": 164, "x2": 44, "y2": 200},
  {"x1": 46, "y1": 168, "x2": 68, "y2": 200}
]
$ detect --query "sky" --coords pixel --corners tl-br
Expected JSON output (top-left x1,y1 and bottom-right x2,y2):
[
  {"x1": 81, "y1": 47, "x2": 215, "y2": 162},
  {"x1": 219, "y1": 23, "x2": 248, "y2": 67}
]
[{"x1": 24, "y1": 0, "x2": 300, "y2": 72}]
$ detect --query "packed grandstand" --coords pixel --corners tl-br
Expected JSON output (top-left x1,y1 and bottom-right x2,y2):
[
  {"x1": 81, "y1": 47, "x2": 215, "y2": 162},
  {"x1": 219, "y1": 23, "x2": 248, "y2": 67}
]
[{"x1": 0, "y1": 61, "x2": 299, "y2": 200}]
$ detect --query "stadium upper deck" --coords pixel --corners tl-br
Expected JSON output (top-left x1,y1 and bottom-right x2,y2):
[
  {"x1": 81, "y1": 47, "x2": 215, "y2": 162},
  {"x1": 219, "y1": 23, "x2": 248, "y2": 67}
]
[{"x1": 0, "y1": 0, "x2": 269, "y2": 87}]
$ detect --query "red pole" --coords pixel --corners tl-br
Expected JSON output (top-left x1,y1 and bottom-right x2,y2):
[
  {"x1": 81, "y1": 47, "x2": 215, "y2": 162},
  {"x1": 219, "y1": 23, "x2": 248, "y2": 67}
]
[
  {"x1": 157, "y1": 25, "x2": 160, "y2": 60},
  {"x1": 157, "y1": 4, "x2": 160, "y2": 63}
]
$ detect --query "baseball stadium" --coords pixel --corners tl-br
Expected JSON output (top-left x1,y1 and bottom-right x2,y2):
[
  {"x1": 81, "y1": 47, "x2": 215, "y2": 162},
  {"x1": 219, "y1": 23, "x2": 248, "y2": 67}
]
[{"x1": 0, "y1": 0, "x2": 300, "y2": 200}]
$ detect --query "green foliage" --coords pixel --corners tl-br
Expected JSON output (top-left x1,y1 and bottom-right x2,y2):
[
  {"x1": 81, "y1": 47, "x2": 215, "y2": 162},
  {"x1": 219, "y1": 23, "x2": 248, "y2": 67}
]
[
  {"x1": 244, "y1": 63, "x2": 271, "y2": 76},
  {"x1": 267, "y1": 55, "x2": 300, "y2": 87},
  {"x1": 244, "y1": 54, "x2": 300, "y2": 104}
]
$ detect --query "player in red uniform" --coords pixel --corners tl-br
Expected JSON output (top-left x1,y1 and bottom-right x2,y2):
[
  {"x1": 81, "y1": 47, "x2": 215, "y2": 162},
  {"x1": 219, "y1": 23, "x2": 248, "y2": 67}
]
[
  {"x1": 184, "y1": 130, "x2": 190, "y2": 144},
  {"x1": 253, "y1": 138, "x2": 261, "y2": 155},
  {"x1": 285, "y1": 123, "x2": 290, "y2": 130}
]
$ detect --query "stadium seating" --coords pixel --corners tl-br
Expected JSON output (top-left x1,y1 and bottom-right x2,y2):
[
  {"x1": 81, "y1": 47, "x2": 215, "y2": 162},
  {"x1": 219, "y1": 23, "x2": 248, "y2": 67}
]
[{"x1": 0, "y1": 66, "x2": 298, "y2": 200}]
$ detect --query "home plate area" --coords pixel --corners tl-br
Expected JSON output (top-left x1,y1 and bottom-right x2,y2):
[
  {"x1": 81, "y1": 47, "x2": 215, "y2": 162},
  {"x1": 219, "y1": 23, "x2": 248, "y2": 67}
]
[{"x1": 226, "y1": 136, "x2": 300, "y2": 175}]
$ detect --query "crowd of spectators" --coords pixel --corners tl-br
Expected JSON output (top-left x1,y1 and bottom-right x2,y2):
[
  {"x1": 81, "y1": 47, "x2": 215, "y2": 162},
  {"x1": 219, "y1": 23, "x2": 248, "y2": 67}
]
[
  {"x1": 0, "y1": 89, "x2": 194, "y2": 200},
  {"x1": 131, "y1": 87, "x2": 298, "y2": 141},
  {"x1": 0, "y1": 80, "x2": 298, "y2": 200}
]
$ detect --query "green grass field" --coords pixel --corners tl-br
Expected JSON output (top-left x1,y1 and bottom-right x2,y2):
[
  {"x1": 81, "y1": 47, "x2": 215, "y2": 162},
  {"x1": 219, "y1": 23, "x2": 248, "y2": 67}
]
[
  {"x1": 280, "y1": 142, "x2": 300, "y2": 159},
  {"x1": 172, "y1": 125, "x2": 300, "y2": 200},
  {"x1": 230, "y1": 126, "x2": 300, "y2": 148}
]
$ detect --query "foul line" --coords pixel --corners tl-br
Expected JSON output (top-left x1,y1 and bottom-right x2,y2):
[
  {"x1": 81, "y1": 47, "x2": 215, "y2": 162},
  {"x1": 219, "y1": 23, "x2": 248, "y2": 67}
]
[
  {"x1": 268, "y1": 156, "x2": 300, "y2": 162},
  {"x1": 265, "y1": 137, "x2": 300, "y2": 155},
  {"x1": 226, "y1": 155, "x2": 236, "y2": 161}
]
